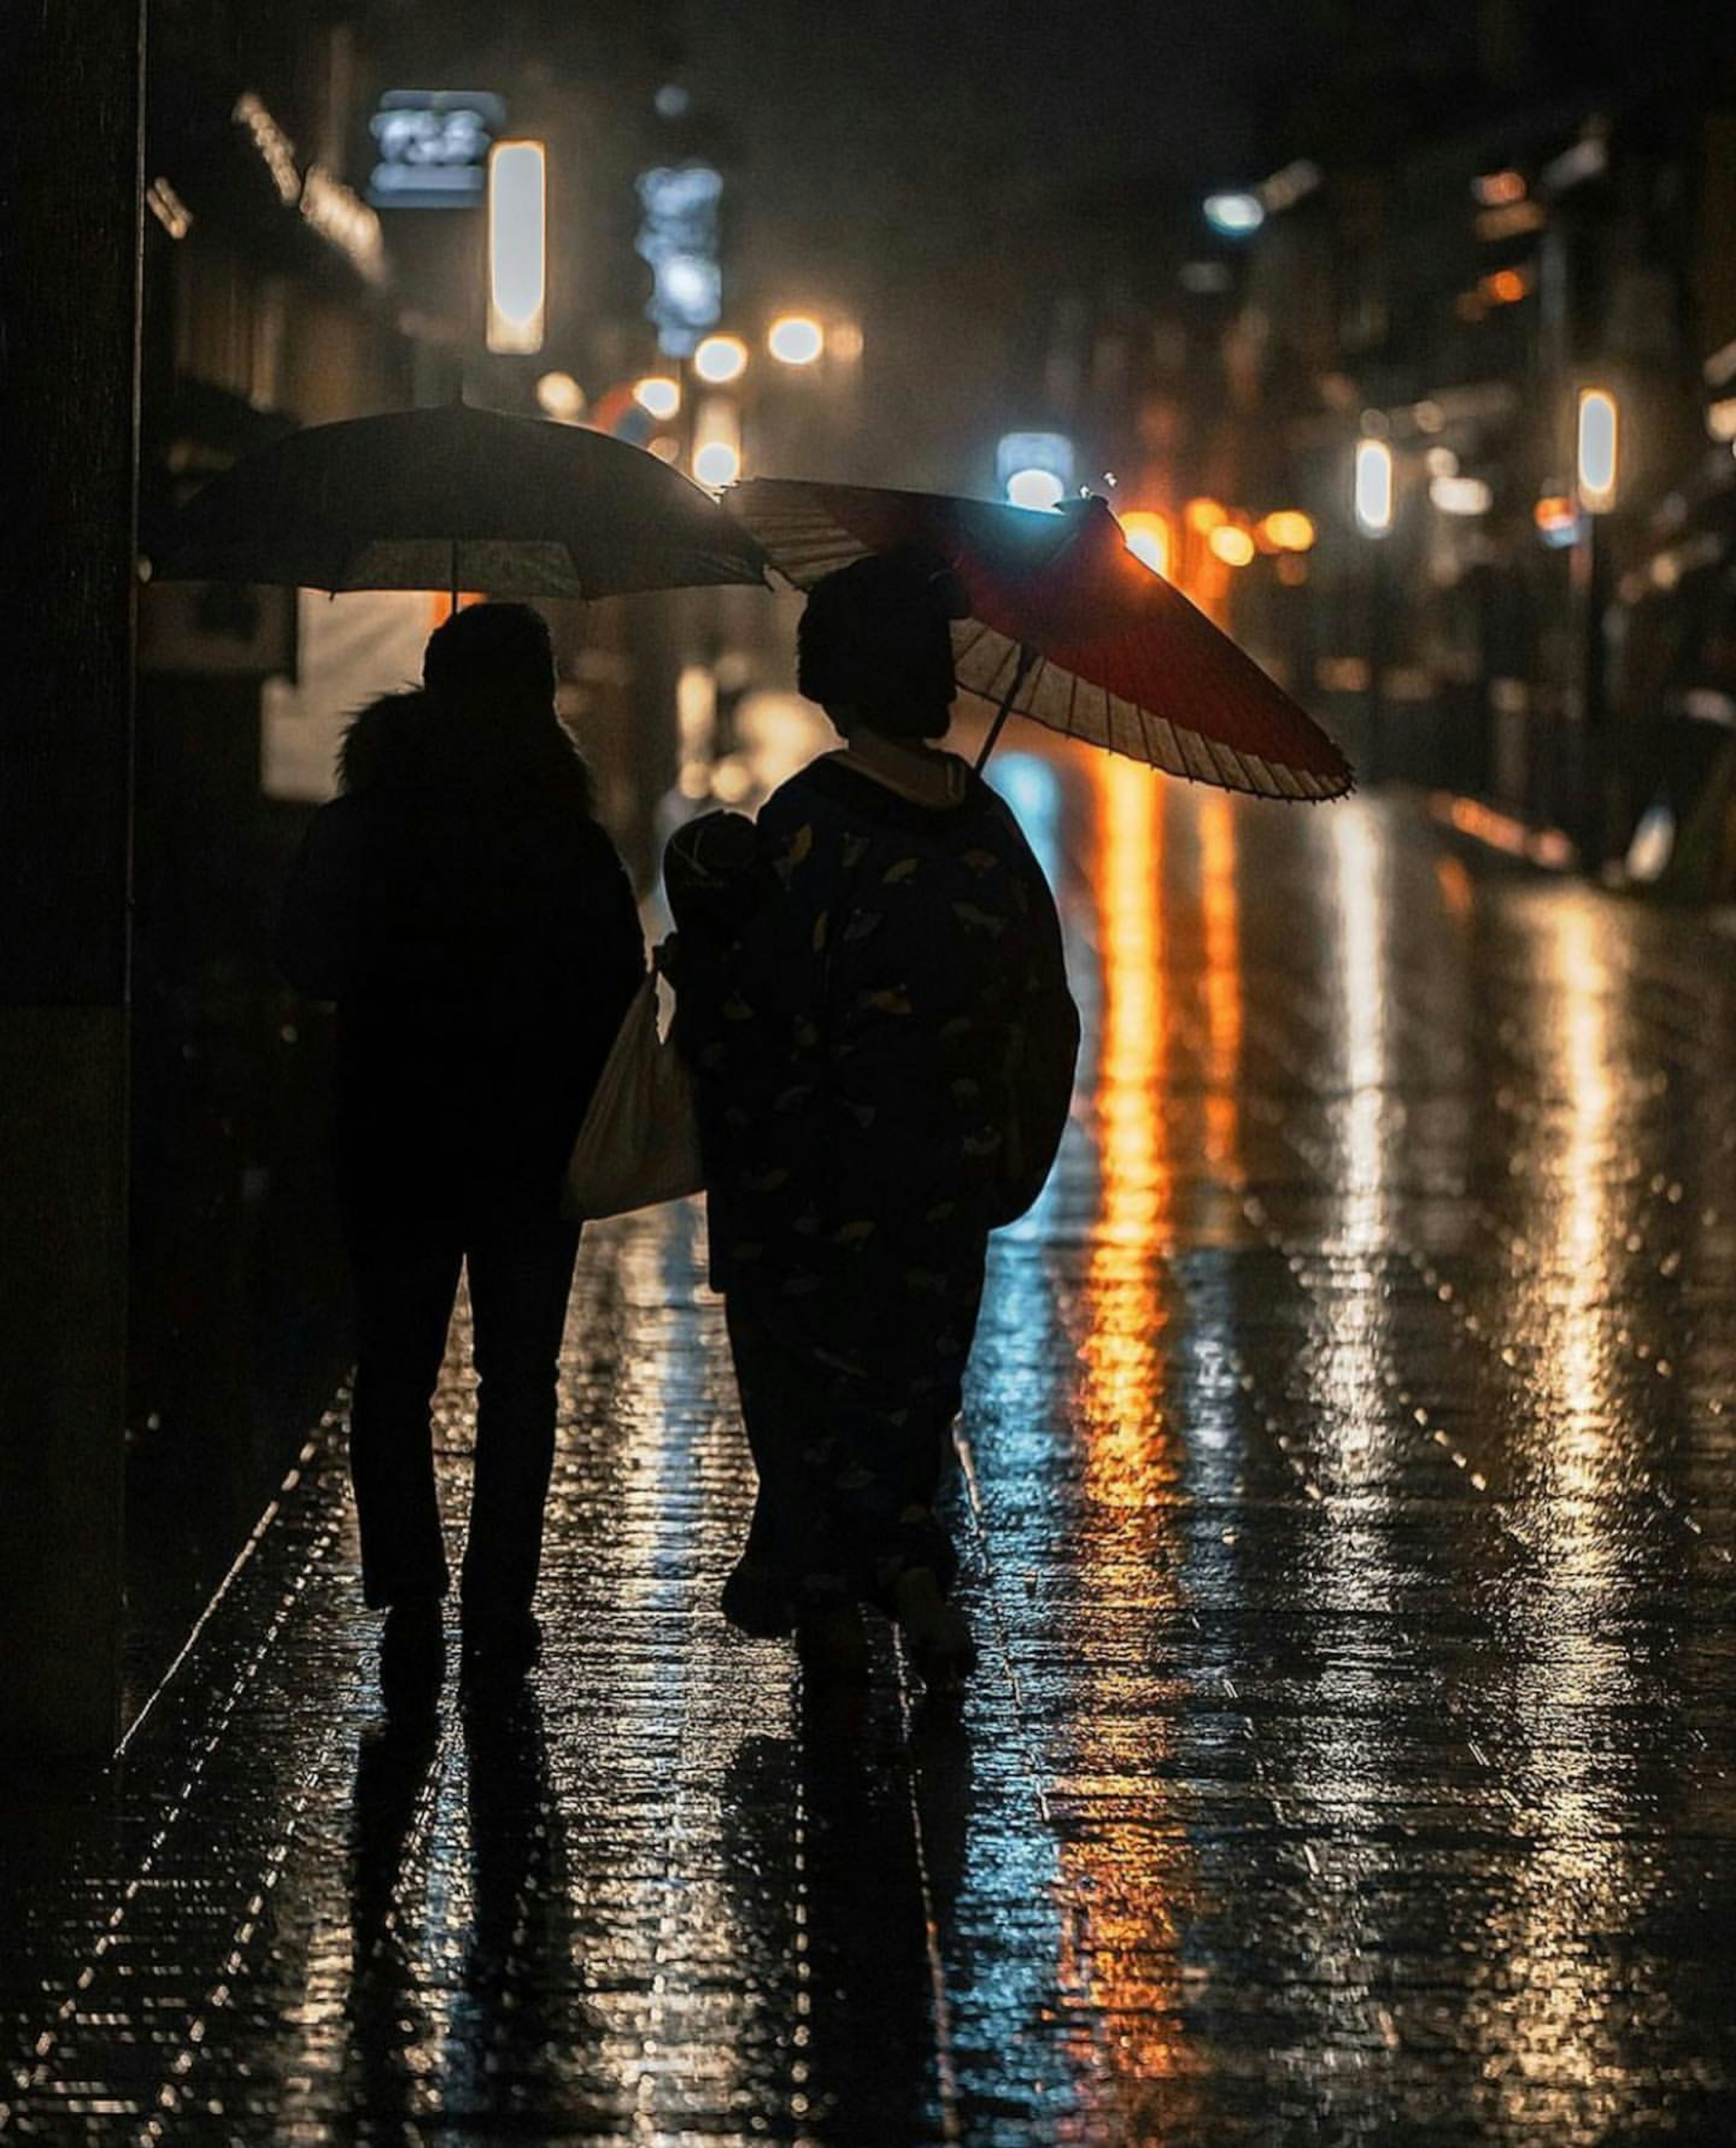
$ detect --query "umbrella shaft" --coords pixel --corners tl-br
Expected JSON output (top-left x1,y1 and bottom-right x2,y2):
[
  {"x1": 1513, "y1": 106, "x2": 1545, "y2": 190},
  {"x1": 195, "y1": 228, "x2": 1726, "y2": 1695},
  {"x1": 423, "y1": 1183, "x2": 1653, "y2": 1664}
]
[{"x1": 975, "y1": 643, "x2": 1038, "y2": 773}]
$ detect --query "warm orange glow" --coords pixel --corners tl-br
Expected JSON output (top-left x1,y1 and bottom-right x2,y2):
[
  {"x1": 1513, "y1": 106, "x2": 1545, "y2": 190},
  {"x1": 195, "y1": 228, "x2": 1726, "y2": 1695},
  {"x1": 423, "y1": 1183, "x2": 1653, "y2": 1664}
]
[
  {"x1": 1183, "y1": 496, "x2": 1227, "y2": 533},
  {"x1": 1207, "y1": 523, "x2": 1255, "y2": 567},
  {"x1": 1433, "y1": 791, "x2": 1576, "y2": 868},
  {"x1": 1478, "y1": 267, "x2": 1531, "y2": 305},
  {"x1": 1118, "y1": 509, "x2": 1172, "y2": 578},
  {"x1": 1257, "y1": 509, "x2": 1316, "y2": 553},
  {"x1": 1533, "y1": 493, "x2": 1578, "y2": 536},
  {"x1": 1473, "y1": 168, "x2": 1527, "y2": 206},
  {"x1": 1084, "y1": 756, "x2": 1170, "y2": 1426},
  {"x1": 427, "y1": 589, "x2": 484, "y2": 626},
  {"x1": 1198, "y1": 791, "x2": 1243, "y2": 1176},
  {"x1": 1058, "y1": 759, "x2": 1202, "y2": 2127}
]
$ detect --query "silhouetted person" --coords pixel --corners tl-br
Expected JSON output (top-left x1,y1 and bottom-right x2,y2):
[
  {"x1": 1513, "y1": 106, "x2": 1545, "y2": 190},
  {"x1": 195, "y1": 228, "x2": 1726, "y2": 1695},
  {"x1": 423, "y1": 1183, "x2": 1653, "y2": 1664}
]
[
  {"x1": 278, "y1": 603, "x2": 643, "y2": 1696},
  {"x1": 666, "y1": 548, "x2": 1078, "y2": 1685}
]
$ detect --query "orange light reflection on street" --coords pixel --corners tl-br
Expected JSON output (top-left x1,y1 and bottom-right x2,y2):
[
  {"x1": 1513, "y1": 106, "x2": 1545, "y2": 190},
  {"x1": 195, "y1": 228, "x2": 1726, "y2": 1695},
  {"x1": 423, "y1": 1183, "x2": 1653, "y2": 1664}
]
[
  {"x1": 1055, "y1": 755, "x2": 1200, "y2": 2131},
  {"x1": 1198, "y1": 792, "x2": 1243, "y2": 1176}
]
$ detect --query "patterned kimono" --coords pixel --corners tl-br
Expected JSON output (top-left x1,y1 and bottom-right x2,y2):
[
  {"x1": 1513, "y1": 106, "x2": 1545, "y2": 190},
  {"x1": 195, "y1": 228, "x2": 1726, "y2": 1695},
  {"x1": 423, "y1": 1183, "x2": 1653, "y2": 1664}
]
[{"x1": 669, "y1": 751, "x2": 1078, "y2": 1630}]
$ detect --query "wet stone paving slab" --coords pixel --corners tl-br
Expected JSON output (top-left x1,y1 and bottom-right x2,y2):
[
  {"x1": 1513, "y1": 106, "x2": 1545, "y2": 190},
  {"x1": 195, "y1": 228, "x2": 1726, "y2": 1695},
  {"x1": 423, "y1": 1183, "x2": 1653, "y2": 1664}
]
[{"x1": 4, "y1": 762, "x2": 1736, "y2": 2144}]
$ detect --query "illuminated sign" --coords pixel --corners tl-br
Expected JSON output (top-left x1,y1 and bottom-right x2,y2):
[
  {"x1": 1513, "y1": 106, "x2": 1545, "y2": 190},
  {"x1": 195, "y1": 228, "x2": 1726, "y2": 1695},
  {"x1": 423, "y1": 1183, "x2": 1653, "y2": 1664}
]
[
  {"x1": 368, "y1": 91, "x2": 506, "y2": 207},
  {"x1": 636, "y1": 163, "x2": 722, "y2": 355}
]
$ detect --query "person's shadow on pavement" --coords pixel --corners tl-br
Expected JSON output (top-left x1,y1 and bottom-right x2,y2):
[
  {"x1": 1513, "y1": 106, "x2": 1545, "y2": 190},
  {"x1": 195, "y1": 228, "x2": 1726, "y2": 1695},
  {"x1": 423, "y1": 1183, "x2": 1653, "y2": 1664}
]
[
  {"x1": 342, "y1": 1711, "x2": 442, "y2": 2137},
  {"x1": 719, "y1": 1676, "x2": 973, "y2": 2140},
  {"x1": 449, "y1": 1686, "x2": 610, "y2": 2126},
  {"x1": 341, "y1": 1690, "x2": 608, "y2": 2134}
]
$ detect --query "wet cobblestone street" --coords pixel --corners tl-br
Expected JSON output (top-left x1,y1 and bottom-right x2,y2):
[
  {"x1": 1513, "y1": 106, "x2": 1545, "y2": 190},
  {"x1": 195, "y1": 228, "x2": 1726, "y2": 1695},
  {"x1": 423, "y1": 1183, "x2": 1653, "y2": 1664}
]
[{"x1": 5, "y1": 760, "x2": 1736, "y2": 2144}]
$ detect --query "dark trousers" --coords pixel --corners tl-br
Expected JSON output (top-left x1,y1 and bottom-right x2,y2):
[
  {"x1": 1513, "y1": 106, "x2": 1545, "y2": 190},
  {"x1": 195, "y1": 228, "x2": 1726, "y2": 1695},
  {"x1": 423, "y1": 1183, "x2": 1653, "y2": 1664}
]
[{"x1": 348, "y1": 1214, "x2": 581, "y2": 1615}]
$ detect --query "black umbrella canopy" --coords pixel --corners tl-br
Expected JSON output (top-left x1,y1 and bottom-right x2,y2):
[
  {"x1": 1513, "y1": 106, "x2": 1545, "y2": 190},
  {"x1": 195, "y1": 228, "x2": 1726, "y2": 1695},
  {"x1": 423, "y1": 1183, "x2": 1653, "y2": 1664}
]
[{"x1": 150, "y1": 402, "x2": 770, "y2": 598}]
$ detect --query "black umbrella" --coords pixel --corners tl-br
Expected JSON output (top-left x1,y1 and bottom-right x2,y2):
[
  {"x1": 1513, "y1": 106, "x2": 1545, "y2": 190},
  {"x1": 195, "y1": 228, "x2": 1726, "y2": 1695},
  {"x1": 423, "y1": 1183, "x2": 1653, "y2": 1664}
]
[{"x1": 150, "y1": 400, "x2": 769, "y2": 601}]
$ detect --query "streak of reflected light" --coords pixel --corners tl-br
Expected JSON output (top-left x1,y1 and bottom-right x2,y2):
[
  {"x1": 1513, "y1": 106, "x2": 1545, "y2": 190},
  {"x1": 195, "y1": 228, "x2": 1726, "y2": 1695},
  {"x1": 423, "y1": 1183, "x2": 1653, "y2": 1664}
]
[
  {"x1": 1053, "y1": 754, "x2": 1199, "y2": 2126},
  {"x1": 1275, "y1": 808, "x2": 1407, "y2": 2057},
  {"x1": 1198, "y1": 792, "x2": 1242, "y2": 1176},
  {"x1": 1332, "y1": 805, "x2": 1390, "y2": 1259},
  {"x1": 1467, "y1": 895, "x2": 1653, "y2": 2120}
]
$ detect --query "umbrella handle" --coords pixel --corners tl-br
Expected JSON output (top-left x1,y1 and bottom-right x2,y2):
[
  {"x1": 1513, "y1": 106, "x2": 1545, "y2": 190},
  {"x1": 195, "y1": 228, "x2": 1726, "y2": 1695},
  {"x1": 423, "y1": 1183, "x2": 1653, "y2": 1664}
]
[{"x1": 973, "y1": 643, "x2": 1038, "y2": 774}]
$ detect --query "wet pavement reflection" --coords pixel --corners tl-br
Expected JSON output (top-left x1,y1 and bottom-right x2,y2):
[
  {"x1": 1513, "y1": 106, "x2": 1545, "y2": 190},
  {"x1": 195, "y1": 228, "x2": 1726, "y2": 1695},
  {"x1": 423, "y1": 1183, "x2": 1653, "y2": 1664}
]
[{"x1": 5, "y1": 767, "x2": 1736, "y2": 2143}]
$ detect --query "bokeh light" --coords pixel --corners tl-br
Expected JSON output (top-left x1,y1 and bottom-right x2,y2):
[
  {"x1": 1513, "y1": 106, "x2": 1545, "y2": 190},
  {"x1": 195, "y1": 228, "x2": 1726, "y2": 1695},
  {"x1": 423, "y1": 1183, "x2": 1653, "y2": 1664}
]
[
  {"x1": 534, "y1": 371, "x2": 584, "y2": 422},
  {"x1": 767, "y1": 314, "x2": 825, "y2": 365},
  {"x1": 632, "y1": 375, "x2": 680, "y2": 419},
  {"x1": 1577, "y1": 388, "x2": 1619, "y2": 513},
  {"x1": 486, "y1": 140, "x2": 546, "y2": 354},
  {"x1": 1119, "y1": 509, "x2": 1171, "y2": 577},
  {"x1": 1354, "y1": 438, "x2": 1395, "y2": 536},
  {"x1": 1257, "y1": 509, "x2": 1316, "y2": 552},
  {"x1": 1006, "y1": 467, "x2": 1066, "y2": 511},
  {"x1": 693, "y1": 334, "x2": 748, "y2": 384}
]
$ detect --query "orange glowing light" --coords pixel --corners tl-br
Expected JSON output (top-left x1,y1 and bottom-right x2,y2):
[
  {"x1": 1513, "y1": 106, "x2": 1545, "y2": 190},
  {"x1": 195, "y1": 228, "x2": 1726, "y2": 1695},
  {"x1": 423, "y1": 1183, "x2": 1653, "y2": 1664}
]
[
  {"x1": 1207, "y1": 523, "x2": 1256, "y2": 567},
  {"x1": 1199, "y1": 791, "x2": 1243, "y2": 1180},
  {"x1": 427, "y1": 589, "x2": 484, "y2": 627},
  {"x1": 1118, "y1": 509, "x2": 1172, "y2": 578},
  {"x1": 1533, "y1": 493, "x2": 1577, "y2": 536},
  {"x1": 1473, "y1": 168, "x2": 1527, "y2": 206},
  {"x1": 1183, "y1": 496, "x2": 1228, "y2": 533},
  {"x1": 1057, "y1": 757, "x2": 1204, "y2": 2127},
  {"x1": 1257, "y1": 509, "x2": 1316, "y2": 553},
  {"x1": 1479, "y1": 267, "x2": 1531, "y2": 305}
]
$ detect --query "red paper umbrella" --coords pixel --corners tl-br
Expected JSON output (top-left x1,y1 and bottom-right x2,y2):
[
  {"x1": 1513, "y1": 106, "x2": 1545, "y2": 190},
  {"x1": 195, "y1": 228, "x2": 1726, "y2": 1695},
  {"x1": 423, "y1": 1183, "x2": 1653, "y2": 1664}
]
[{"x1": 729, "y1": 477, "x2": 1352, "y2": 801}]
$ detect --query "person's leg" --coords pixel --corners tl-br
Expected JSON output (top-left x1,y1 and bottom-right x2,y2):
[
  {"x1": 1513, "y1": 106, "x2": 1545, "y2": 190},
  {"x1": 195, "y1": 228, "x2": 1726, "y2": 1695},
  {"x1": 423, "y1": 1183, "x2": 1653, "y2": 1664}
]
[
  {"x1": 349, "y1": 1225, "x2": 465, "y2": 1609},
  {"x1": 460, "y1": 1216, "x2": 581, "y2": 1620},
  {"x1": 722, "y1": 1291, "x2": 853, "y2": 1635},
  {"x1": 832, "y1": 1241, "x2": 988, "y2": 1609}
]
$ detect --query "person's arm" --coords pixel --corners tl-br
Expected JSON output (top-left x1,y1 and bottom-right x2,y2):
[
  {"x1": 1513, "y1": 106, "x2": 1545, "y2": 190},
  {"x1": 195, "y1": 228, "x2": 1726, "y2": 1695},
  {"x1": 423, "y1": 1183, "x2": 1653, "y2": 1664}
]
[
  {"x1": 580, "y1": 820, "x2": 648, "y2": 1032},
  {"x1": 689, "y1": 789, "x2": 836, "y2": 1183},
  {"x1": 989, "y1": 803, "x2": 1081, "y2": 1224},
  {"x1": 274, "y1": 800, "x2": 363, "y2": 1003}
]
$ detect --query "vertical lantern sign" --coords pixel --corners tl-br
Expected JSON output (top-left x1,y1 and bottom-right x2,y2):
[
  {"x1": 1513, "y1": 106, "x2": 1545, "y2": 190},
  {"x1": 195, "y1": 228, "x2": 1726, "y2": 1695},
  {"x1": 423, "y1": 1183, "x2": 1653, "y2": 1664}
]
[{"x1": 487, "y1": 140, "x2": 546, "y2": 354}]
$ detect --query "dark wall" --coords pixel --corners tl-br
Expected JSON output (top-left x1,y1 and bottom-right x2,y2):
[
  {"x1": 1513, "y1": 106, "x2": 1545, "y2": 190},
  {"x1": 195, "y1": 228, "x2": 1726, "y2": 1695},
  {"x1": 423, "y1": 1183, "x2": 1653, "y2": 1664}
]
[{"x1": 0, "y1": 1, "x2": 145, "y2": 1757}]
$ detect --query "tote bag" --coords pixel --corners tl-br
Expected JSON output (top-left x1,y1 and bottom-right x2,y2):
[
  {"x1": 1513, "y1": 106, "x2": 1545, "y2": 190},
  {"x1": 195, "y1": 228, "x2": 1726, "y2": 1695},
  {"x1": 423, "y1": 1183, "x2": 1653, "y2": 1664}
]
[{"x1": 563, "y1": 977, "x2": 704, "y2": 1219}]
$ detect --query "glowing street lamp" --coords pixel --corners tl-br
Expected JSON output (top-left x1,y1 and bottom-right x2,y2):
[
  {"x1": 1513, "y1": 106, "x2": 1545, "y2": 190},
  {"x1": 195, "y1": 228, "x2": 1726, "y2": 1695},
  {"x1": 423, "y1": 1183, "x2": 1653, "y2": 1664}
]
[
  {"x1": 1118, "y1": 509, "x2": 1171, "y2": 577},
  {"x1": 1576, "y1": 388, "x2": 1619, "y2": 513},
  {"x1": 1208, "y1": 523, "x2": 1256, "y2": 567},
  {"x1": 692, "y1": 395, "x2": 741, "y2": 488},
  {"x1": 1257, "y1": 509, "x2": 1316, "y2": 553},
  {"x1": 693, "y1": 333, "x2": 748, "y2": 384},
  {"x1": 1006, "y1": 466, "x2": 1066, "y2": 511},
  {"x1": 1354, "y1": 438, "x2": 1395, "y2": 537},
  {"x1": 1204, "y1": 189, "x2": 1264, "y2": 236},
  {"x1": 632, "y1": 375, "x2": 681, "y2": 419},
  {"x1": 486, "y1": 140, "x2": 546, "y2": 354},
  {"x1": 534, "y1": 371, "x2": 584, "y2": 423},
  {"x1": 996, "y1": 431, "x2": 1072, "y2": 508},
  {"x1": 768, "y1": 313, "x2": 825, "y2": 365}
]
